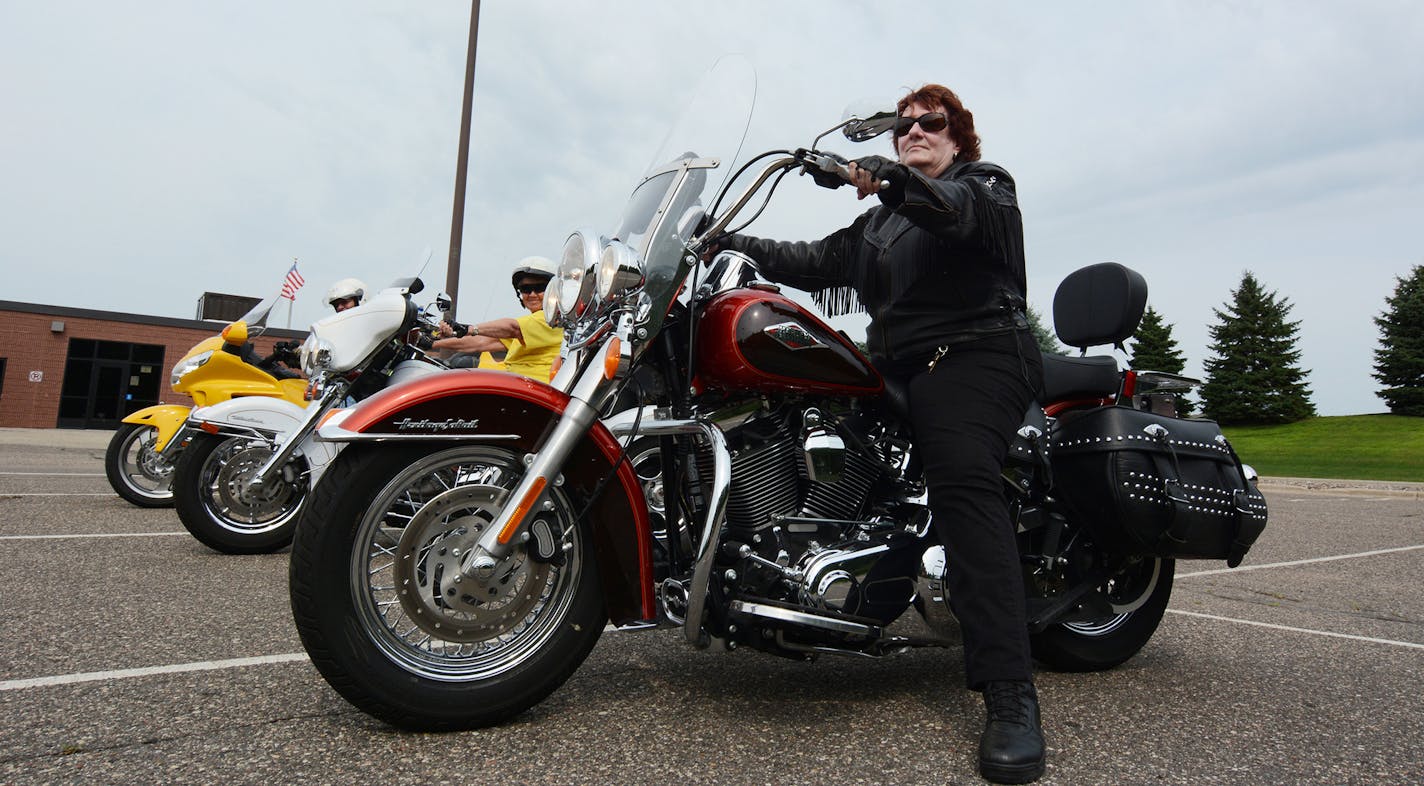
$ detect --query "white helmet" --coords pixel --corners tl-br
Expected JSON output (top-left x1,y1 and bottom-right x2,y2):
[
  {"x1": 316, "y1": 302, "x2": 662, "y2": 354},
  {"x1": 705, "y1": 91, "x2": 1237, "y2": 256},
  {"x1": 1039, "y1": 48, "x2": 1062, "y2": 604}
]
[
  {"x1": 325, "y1": 278, "x2": 367, "y2": 309},
  {"x1": 510, "y1": 256, "x2": 556, "y2": 289}
]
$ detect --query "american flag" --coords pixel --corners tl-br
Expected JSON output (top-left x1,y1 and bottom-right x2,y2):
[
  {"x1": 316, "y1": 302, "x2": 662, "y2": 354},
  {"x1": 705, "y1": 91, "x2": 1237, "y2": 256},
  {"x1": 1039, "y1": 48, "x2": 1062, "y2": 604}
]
[{"x1": 279, "y1": 261, "x2": 305, "y2": 300}]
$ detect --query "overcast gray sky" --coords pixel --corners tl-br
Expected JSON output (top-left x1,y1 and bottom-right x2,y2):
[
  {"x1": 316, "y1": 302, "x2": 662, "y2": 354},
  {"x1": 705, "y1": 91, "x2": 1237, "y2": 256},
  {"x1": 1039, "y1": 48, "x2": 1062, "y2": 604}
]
[{"x1": 3, "y1": 1, "x2": 1421, "y2": 416}]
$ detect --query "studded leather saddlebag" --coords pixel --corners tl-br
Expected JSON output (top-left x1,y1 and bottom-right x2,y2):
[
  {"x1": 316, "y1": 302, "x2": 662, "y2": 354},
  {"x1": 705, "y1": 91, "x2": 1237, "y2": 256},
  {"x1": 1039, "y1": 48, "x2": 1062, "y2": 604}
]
[{"x1": 1049, "y1": 406, "x2": 1268, "y2": 566}]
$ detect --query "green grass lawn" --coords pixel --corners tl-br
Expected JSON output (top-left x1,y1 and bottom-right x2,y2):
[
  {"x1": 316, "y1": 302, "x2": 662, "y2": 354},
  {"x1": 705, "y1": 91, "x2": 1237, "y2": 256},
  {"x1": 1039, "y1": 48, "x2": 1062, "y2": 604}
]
[{"x1": 1221, "y1": 414, "x2": 1424, "y2": 482}]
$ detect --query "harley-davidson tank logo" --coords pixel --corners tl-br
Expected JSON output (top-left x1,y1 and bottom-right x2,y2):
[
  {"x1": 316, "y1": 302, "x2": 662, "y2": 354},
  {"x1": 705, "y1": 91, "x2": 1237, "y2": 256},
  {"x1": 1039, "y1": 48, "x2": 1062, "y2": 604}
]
[
  {"x1": 763, "y1": 321, "x2": 824, "y2": 351},
  {"x1": 392, "y1": 417, "x2": 481, "y2": 432}
]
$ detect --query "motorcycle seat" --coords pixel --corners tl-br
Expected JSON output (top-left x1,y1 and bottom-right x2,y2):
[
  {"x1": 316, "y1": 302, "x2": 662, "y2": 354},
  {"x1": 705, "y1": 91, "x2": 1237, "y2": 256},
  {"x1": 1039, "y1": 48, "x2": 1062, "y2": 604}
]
[{"x1": 1041, "y1": 354, "x2": 1122, "y2": 402}]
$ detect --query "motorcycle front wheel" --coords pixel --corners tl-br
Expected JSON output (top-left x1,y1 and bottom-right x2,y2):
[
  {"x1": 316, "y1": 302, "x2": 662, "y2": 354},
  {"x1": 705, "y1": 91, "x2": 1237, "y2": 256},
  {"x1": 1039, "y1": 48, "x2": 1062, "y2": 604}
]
[
  {"x1": 104, "y1": 423, "x2": 176, "y2": 508},
  {"x1": 172, "y1": 433, "x2": 307, "y2": 554},
  {"x1": 289, "y1": 443, "x2": 606, "y2": 731},
  {"x1": 1030, "y1": 556, "x2": 1174, "y2": 671}
]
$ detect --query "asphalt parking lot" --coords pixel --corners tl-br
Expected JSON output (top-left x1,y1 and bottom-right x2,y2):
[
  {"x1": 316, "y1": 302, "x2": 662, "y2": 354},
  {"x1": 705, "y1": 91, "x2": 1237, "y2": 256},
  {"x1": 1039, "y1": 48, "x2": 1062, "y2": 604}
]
[{"x1": 2, "y1": 427, "x2": 1421, "y2": 785}]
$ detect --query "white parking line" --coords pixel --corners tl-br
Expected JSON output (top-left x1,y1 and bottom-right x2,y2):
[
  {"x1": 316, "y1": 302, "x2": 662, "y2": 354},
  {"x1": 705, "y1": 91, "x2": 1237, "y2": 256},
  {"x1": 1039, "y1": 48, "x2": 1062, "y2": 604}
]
[
  {"x1": 0, "y1": 653, "x2": 310, "y2": 692},
  {"x1": 0, "y1": 531, "x2": 186, "y2": 540},
  {"x1": 0, "y1": 472, "x2": 105, "y2": 476},
  {"x1": 1177, "y1": 544, "x2": 1424, "y2": 578},
  {"x1": 5, "y1": 545, "x2": 1420, "y2": 694},
  {"x1": 0, "y1": 493, "x2": 116, "y2": 497},
  {"x1": 1167, "y1": 609, "x2": 1424, "y2": 651}
]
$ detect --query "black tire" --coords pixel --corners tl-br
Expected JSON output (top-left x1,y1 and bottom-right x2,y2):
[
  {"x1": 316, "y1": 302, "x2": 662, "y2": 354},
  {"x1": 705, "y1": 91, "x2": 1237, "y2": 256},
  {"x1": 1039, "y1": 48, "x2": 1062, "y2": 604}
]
[
  {"x1": 104, "y1": 423, "x2": 176, "y2": 508},
  {"x1": 172, "y1": 433, "x2": 306, "y2": 554},
  {"x1": 289, "y1": 443, "x2": 606, "y2": 731},
  {"x1": 1030, "y1": 557, "x2": 1174, "y2": 671}
]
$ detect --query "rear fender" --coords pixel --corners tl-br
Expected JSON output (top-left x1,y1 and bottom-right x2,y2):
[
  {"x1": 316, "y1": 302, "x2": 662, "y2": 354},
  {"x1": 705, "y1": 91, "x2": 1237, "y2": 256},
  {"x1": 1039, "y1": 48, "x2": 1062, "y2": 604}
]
[
  {"x1": 322, "y1": 369, "x2": 655, "y2": 625},
  {"x1": 121, "y1": 405, "x2": 193, "y2": 452}
]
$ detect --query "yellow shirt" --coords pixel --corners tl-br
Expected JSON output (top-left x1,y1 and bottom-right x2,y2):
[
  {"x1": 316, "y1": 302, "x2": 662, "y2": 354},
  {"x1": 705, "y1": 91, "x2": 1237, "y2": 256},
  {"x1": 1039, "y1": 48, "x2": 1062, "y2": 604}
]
[{"x1": 500, "y1": 311, "x2": 563, "y2": 381}]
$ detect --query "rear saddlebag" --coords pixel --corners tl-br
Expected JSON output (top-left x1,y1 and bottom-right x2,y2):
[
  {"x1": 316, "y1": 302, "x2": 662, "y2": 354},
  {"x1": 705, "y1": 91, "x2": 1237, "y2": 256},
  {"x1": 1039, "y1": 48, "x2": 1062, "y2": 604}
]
[{"x1": 1049, "y1": 407, "x2": 1267, "y2": 566}]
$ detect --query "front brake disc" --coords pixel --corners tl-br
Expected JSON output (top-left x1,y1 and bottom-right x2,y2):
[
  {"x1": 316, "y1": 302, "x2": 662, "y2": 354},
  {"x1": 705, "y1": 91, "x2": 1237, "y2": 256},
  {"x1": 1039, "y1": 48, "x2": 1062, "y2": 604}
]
[{"x1": 392, "y1": 484, "x2": 550, "y2": 643}]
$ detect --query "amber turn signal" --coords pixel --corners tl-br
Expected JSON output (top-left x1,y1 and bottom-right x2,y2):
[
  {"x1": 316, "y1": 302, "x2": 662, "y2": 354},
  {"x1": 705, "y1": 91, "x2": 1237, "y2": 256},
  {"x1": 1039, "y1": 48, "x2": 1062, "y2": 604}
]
[
  {"x1": 603, "y1": 337, "x2": 622, "y2": 380},
  {"x1": 498, "y1": 476, "x2": 548, "y2": 544}
]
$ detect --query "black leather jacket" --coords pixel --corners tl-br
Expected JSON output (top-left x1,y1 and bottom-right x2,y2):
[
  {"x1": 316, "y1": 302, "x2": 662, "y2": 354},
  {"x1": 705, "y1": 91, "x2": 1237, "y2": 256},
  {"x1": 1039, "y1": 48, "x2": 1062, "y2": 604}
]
[{"x1": 725, "y1": 159, "x2": 1029, "y2": 363}]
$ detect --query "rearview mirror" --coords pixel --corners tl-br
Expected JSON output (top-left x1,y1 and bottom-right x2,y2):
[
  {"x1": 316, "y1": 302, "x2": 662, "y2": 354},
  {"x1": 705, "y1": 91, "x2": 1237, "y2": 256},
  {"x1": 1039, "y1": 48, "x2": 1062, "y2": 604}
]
[
  {"x1": 842, "y1": 109, "x2": 899, "y2": 142},
  {"x1": 841, "y1": 99, "x2": 899, "y2": 142}
]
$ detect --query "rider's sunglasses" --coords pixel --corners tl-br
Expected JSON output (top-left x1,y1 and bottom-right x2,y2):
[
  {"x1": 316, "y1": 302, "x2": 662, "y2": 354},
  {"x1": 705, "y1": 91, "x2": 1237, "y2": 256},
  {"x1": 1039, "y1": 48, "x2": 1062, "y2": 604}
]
[
  {"x1": 515, "y1": 283, "x2": 545, "y2": 295},
  {"x1": 892, "y1": 112, "x2": 948, "y2": 138}
]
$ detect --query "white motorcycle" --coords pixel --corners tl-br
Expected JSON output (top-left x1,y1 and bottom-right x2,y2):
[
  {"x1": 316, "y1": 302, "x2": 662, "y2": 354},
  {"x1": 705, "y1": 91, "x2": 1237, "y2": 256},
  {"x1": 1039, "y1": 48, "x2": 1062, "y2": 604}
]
[{"x1": 171, "y1": 277, "x2": 450, "y2": 554}]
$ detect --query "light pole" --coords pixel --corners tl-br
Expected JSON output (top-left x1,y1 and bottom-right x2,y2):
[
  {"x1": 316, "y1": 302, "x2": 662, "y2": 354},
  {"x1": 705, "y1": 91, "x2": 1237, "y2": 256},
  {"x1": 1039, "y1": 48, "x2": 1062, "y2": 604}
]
[{"x1": 445, "y1": 0, "x2": 481, "y2": 315}]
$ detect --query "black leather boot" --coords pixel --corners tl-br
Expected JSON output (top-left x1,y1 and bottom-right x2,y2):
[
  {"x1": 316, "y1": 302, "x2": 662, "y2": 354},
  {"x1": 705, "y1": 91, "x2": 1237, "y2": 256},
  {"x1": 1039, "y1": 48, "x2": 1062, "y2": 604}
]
[{"x1": 978, "y1": 680, "x2": 1046, "y2": 784}]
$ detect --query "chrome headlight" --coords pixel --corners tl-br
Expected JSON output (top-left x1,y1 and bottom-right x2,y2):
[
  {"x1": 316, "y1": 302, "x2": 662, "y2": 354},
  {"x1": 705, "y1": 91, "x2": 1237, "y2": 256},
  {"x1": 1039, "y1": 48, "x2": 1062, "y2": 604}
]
[
  {"x1": 543, "y1": 277, "x2": 563, "y2": 326},
  {"x1": 556, "y1": 230, "x2": 601, "y2": 320},
  {"x1": 170, "y1": 350, "x2": 213, "y2": 386},
  {"x1": 300, "y1": 334, "x2": 335, "y2": 377},
  {"x1": 596, "y1": 239, "x2": 644, "y2": 301}
]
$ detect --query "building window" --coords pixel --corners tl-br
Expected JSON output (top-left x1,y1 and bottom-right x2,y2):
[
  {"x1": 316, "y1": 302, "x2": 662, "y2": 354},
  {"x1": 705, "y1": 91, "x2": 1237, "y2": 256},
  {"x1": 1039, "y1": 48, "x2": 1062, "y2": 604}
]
[{"x1": 57, "y1": 340, "x2": 166, "y2": 429}]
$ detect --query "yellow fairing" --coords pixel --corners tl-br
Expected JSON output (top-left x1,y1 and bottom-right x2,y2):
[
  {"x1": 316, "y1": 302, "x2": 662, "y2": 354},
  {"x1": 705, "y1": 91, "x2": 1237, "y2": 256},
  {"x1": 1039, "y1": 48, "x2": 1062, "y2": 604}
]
[
  {"x1": 174, "y1": 345, "x2": 308, "y2": 407},
  {"x1": 121, "y1": 405, "x2": 194, "y2": 451},
  {"x1": 278, "y1": 378, "x2": 309, "y2": 403},
  {"x1": 169, "y1": 335, "x2": 309, "y2": 408}
]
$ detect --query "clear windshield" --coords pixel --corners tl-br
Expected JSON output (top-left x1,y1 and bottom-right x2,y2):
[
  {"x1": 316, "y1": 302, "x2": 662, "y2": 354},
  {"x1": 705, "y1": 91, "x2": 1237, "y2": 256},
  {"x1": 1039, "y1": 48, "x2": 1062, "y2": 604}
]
[
  {"x1": 610, "y1": 56, "x2": 756, "y2": 336},
  {"x1": 237, "y1": 295, "x2": 280, "y2": 334}
]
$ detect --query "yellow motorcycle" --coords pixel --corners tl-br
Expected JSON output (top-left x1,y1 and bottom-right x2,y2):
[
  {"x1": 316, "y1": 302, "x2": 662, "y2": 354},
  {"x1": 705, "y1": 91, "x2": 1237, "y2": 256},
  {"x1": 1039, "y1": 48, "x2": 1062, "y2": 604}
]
[{"x1": 103, "y1": 297, "x2": 307, "y2": 507}]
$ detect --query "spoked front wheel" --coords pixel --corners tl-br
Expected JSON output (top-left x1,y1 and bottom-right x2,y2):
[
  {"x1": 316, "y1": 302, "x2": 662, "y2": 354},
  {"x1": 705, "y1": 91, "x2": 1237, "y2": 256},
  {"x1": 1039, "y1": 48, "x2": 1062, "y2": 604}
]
[
  {"x1": 104, "y1": 423, "x2": 176, "y2": 508},
  {"x1": 289, "y1": 443, "x2": 605, "y2": 731},
  {"x1": 172, "y1": 433, "x2": 307, "y2": 554}
]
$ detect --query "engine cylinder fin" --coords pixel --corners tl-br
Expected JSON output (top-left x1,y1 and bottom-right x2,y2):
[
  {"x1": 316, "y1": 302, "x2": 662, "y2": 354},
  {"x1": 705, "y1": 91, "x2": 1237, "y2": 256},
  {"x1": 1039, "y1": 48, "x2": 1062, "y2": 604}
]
[
  {"x1": 800, "y1": 449, "x2": 878, "y2": 520},
  {"x1": 697, "y1": 425, "x2": 800, "y2": 531}
]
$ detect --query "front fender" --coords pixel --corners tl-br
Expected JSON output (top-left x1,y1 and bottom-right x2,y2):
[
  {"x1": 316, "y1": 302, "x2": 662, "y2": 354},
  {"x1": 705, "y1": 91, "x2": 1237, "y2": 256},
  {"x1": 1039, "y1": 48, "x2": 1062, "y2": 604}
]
[
  {"x1": 122, "y1": 405, "x2": 193, "y2": 452},
  {"x1": 322, "y1": 369, "x2": 655, "y2": 625},
  {"x1": 193, "y1": 397, "x2": 310, "y2": 437}
]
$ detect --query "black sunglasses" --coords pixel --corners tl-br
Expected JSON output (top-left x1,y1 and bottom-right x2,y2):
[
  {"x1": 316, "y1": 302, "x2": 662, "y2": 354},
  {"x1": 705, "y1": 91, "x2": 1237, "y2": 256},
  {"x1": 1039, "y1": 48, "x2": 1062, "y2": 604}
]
[
  {"x1": 892, "y1": 112, "x2": 948, "y2": 137},
  {"x1": 515, "y1": 283, "x2": 545, "y2": 295}
]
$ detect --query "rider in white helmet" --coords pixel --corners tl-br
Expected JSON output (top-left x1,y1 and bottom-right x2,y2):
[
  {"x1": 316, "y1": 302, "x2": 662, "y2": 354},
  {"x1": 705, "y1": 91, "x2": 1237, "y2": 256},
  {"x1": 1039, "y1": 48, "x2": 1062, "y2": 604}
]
[
  {"x1": 325, "y1": 278, "x2": 367, "y2": 312},
  {"x1": 432, "y1": 256, "x2": 563, "y2": 381}
]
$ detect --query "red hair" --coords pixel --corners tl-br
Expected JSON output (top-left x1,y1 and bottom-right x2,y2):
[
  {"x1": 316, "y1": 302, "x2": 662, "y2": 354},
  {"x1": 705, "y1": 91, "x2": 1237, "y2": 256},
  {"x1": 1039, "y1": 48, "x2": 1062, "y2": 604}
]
[{"x1": 895, "y1": 84, "x2": 981, "y2": 162}]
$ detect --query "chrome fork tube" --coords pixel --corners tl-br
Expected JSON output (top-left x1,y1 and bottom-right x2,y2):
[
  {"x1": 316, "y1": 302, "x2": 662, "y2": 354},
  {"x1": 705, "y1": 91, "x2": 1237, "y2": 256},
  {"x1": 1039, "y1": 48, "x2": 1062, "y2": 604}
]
[
  {"x1": 462, "y1": 352, "x2": 607, "y2": 574},
  {"x1": 608, "y1": 417, "x2": 730, "y2": 647},
  {"x1": 249, "y1": 384, "x2": 345, "y2": 486},
  {"x1": 157, "y1": 422, "x2": 195, "y2": 459}
]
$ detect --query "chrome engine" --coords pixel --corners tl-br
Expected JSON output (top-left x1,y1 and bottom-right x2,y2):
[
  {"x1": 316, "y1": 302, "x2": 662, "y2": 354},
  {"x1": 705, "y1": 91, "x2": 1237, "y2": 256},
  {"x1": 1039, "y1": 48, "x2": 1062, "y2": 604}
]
[{"x1": 696, "y1": 405, "x2": 935, "y2": 633}]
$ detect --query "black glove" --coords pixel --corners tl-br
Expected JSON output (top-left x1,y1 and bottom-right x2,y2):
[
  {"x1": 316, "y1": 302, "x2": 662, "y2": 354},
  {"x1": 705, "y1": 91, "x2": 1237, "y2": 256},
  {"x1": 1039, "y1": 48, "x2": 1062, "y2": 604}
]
[
  {"x1": 796, "y1": 148, "x2": 848, "y2": 190},
  {"x1": 853, "y1": 155, "x2": 910, "y2": 203}
]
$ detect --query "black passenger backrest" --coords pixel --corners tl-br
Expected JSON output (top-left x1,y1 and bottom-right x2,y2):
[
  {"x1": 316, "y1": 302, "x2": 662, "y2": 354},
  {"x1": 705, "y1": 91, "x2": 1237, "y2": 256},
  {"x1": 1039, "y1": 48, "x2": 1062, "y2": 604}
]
[{"x1": 1052, "y1": 262, "x2": 1148, "y2": 353}]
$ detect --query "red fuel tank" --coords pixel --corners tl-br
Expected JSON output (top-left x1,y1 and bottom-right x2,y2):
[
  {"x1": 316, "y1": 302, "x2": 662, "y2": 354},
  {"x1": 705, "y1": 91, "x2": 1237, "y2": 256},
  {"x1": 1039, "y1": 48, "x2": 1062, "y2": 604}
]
[{"x1": 694, "y1": 287, "x2": 882, "y2": 396}]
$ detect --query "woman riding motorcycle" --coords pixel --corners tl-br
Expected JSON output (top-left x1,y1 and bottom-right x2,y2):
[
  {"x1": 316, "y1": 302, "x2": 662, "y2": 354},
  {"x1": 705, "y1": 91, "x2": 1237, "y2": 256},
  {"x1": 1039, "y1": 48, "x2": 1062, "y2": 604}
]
[{"x1": 717, "y1": 84, "x2": 1047, "y2": 784}]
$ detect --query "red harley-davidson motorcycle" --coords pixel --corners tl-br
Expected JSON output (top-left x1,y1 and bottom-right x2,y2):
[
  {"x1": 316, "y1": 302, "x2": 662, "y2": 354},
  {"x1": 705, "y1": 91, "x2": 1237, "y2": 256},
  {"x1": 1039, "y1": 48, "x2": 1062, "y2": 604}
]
[{"x1": 288, "y1": 59, "x2": 1268, "y2": 730}]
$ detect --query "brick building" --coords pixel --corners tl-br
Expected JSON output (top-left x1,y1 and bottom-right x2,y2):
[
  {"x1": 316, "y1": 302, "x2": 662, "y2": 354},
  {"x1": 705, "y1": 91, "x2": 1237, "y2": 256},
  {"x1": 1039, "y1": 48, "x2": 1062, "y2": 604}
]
[{"x1": 0, "y1": 300, "x2": 306, "y2": 430}]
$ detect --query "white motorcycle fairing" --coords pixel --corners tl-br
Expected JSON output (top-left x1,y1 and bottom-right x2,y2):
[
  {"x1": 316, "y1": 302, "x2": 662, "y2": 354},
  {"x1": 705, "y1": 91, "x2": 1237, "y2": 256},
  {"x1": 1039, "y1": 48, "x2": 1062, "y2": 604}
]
[
  {"x1": 190, "y1": 397, "x2": 342, "y2": 482},
  {"x1": 308, "y1": 290, "x2": 409, "y2": 372}
]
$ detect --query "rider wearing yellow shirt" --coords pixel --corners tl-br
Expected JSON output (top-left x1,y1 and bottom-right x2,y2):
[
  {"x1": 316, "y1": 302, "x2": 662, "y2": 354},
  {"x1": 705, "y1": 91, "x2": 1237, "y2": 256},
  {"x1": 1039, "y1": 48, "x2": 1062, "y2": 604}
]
[{"x1": 433, "y1": 257, "x2": 563, "y2": 382}]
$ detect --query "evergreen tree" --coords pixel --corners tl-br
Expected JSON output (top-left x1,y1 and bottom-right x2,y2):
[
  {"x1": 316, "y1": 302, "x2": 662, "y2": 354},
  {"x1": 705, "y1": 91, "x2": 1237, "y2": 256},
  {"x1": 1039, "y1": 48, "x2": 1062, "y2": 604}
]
[
  {"x1": 1027, "y1": 304, "x2": 1066, "y2": 356},
  {"x1": 1200, "y1": 271, "x2": 1315, "y2": 424},
  {"x1": 1128, "y1": 306, "x2": 1194, "y2": 416},
  {"x1": 1372, "y1": 264, "x2": 1424, "y2": 415}
]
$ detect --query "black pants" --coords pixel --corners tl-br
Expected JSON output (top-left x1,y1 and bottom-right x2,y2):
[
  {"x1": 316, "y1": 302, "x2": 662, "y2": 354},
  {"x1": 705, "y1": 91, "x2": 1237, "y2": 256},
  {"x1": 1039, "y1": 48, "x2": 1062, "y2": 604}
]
[{"x1": 882, "y1": 330, "x2": 1043, "y2": 690}]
